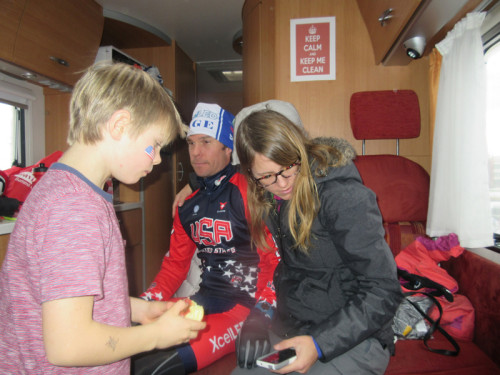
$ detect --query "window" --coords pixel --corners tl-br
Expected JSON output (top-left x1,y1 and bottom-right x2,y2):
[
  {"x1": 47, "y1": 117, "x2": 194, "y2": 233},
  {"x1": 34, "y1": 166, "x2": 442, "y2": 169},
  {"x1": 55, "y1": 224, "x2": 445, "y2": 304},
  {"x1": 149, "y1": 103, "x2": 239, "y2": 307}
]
[
  {"x1": 0, "y1": 73, "x2": 45, "y2": 171},
  {"x1": 0, "y1": 102, "x2": 26, "y2": 169},
  {"x1": 485, "y1": 47, "x2": 500, "y2": 243},
  {"x1": 483, "y1": 4, "x2": 500, "y2": 246}
]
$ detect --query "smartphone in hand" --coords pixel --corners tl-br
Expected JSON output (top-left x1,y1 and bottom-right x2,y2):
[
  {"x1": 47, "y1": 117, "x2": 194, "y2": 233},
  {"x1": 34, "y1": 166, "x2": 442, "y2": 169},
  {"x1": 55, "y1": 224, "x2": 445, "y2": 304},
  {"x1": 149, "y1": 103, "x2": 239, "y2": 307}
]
[{"x1": 256, "y1": 348, "x2": 297, "y2": 370}]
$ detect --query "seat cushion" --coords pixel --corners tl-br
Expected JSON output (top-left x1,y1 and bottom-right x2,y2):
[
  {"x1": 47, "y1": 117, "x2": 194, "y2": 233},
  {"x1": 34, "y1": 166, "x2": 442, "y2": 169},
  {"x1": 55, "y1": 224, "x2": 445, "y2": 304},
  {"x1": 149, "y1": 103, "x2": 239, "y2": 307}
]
[
  {"x1": 443, "y1": 251, "x2": 500, "y2": 368},
  {"x1": 354, "y1": 155, "x2": 430, "y2": 223},
  {"x1": 386, "y1": 332, "x2": 500, "y2": 374},
  {"x1": 194, "y1": 336, "x2": 500, "y2": 375}
]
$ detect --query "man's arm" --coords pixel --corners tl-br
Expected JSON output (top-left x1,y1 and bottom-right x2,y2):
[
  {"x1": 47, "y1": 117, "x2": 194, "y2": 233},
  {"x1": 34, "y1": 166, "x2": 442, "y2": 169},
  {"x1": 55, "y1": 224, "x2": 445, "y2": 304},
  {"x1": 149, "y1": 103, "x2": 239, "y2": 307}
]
[{"x1": 141, "y1": 213, "x2": 197, "y2": 301}]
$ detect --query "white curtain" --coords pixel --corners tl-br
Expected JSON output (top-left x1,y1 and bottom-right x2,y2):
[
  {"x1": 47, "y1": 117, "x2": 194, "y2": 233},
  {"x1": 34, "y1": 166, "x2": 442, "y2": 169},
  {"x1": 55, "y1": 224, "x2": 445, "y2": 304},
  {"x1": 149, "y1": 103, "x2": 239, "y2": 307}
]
[{"x1": 427, "y1": 12, "x2": 493, "y2": 248}]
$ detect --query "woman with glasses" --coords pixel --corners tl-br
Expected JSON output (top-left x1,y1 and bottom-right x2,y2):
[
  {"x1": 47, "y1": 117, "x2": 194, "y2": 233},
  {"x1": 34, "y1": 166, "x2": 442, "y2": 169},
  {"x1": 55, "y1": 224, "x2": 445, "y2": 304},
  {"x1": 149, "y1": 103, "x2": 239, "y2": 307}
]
[{"x1": 232, "y1": 104, "x2": 402, "y2": 375}]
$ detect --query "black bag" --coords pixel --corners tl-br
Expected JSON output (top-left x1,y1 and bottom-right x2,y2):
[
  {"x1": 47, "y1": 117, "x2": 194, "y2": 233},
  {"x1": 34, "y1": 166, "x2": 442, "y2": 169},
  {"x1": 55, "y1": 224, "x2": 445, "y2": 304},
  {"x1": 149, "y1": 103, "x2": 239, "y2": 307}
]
[
  {"x1": 396, "y1": 269, "x2": 460, "y2": 356},
  {"x1": 0, "y1": 196, "x2": 21, "y2": 217}
]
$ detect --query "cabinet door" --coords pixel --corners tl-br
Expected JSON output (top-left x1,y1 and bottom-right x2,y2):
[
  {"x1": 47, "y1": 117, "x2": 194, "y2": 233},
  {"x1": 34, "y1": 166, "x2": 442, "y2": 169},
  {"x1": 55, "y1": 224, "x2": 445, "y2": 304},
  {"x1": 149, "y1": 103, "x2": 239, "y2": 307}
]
[
  {"x1": 242, "y1": 0, "x2": 276, "y2": 105},
  {"x1": 356, "y1": 0, "x2": 421, "y2": 64},
  {"x1": 13, "y1": 0, "x2": 103, "y2": 87},
  {"x1": 0, "y1": 0, "x2": 26, "y2": 61},
  {"x1": 0, "y1": 234, "x2": 10, "y2": 269},
  {"x1": 117, "y1": 209, "x2": 143, "y2": 297},
  {"x1": 44, "y1": 91, "x2": 71, "y2": 154}
]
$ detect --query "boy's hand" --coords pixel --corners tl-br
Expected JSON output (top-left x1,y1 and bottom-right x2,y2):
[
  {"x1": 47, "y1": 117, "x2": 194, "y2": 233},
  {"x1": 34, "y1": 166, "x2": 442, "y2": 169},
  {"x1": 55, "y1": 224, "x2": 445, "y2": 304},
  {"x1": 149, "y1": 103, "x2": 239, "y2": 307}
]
[
  {"x1": 130, "y1": 297, "x2": 174, "y2": 325},
  {"x1": 153, "y1": 299, "x2": 206, "y2": 349},
  {"x1": 139, "y1": 301, "x2": 173, "y2": 325},
  {"x1": 181, "y1": 299, "x2": 204, "y2": 321},
  {"x1": 272, "y1": 336, "x2": 318, "y2": 374}
]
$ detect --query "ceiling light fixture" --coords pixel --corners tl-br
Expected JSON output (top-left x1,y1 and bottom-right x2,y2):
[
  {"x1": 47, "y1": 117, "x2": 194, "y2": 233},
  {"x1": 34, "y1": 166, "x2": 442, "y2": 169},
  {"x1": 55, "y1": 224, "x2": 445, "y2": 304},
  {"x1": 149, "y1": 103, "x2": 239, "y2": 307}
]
[
  {"x1": 404, "y1": 36, "x2": 426, "y2": 59},
  {"x1": 221, "y1": 70, "x2": 242, "y2": 81}
]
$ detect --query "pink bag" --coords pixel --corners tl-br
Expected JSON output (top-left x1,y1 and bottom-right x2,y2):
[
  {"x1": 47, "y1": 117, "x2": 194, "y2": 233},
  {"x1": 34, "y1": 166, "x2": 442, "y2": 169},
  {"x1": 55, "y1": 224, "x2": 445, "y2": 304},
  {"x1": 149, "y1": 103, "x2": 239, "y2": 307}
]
[
  {"x1": 429, "y1": 294, "x2": 475, "y2": 341},
  {"x1": 396, "y1": 234, "x2": 475, "y2": 341},
  {"x1": 396, "y1": 234, "x2": 464, "y2": 294}
]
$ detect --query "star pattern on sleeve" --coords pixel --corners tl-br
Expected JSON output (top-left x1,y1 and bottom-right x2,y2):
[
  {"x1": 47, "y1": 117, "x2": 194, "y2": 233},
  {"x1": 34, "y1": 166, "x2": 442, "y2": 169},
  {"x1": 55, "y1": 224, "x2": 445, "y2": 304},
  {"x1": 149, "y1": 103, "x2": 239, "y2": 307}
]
[
  {"x1": 218, "y1": 259, "x2": 258, "y2": 296},
  {"x1": 154, "y1": 291, "x2": 164, "y2": 300}
]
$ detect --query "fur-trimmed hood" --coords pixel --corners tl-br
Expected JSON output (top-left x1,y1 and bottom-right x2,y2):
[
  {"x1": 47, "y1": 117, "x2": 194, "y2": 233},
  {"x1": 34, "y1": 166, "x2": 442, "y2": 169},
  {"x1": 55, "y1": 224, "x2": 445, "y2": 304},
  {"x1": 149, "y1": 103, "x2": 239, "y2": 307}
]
[
  {"x1": 312, "y1": 136, "x2": 360, "y2": 184},
  {"x1": 313, "y1": 136, "x2": 357, "y2": 166}
]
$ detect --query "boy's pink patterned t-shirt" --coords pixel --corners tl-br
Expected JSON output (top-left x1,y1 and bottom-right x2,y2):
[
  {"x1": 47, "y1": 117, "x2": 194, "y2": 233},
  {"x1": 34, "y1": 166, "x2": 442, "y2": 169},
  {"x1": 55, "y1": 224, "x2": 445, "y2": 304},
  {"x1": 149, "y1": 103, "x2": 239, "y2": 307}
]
[{"x1": 0, "y1": 164, "x2": 131, "y2": 374}]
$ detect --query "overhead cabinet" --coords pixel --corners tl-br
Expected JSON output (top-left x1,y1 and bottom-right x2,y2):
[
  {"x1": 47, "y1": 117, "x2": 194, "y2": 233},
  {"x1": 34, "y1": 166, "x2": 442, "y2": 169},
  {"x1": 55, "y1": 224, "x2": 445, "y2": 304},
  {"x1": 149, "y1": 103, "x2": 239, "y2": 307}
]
[
  {"x1": 356, "y1": 0, "x2": 422, "y2": 64},
  {"x1": 0, "y1": 0, "x2": 103, "y2": 87},
  {"x1": 356, "y1": 0, "x2": 479, "y2": 66},
  {"x1": 0, "y1": 0, "x2": 25, "y2": 62}
]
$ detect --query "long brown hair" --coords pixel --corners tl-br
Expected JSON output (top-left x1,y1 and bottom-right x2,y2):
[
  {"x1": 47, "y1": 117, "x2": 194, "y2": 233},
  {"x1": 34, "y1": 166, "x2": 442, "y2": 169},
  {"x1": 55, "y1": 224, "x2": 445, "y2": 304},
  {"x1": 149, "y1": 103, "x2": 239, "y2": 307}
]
[{"x1": 236, "y1": 109, "x2": 341, "y2": 253}]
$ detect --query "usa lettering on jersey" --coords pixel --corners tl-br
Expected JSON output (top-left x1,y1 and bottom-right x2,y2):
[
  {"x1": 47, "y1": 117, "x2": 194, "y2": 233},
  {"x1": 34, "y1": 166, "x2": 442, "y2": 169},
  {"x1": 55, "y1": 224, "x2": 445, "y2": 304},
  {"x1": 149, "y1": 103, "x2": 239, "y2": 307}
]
[{"x1": 190, "y1": 218, "x2": 234, "y2": 245}]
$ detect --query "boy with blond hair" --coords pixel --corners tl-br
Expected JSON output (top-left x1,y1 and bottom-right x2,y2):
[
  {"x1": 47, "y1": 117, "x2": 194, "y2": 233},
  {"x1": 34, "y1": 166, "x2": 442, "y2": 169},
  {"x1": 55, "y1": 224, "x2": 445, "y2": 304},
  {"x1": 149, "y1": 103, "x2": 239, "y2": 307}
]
[{"x1": 0, "y1": 63, "x2": 205, "y2": 374}]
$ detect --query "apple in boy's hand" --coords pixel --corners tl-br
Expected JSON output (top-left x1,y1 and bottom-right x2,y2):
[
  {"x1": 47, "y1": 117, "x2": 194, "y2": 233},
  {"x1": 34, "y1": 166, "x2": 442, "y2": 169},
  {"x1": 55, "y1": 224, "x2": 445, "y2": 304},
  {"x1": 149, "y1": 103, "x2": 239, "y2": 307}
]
[{"x1": 182, "y1": 299, "x2": 204, "y2": 321}]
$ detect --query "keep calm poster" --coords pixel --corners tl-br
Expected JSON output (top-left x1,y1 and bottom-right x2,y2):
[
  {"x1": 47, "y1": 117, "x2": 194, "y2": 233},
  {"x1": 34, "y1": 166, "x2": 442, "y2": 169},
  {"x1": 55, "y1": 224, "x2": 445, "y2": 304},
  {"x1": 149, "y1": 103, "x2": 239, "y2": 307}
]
[{"x1": 290, "y1": 17, "x2": 336, "y2": 82}]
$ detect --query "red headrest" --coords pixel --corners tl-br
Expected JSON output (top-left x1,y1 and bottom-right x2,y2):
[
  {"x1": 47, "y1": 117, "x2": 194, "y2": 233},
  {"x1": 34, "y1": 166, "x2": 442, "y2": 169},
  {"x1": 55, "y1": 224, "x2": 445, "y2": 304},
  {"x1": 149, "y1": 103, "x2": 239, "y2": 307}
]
[{"x1": 350, "y1": 90, "x2": 421, "y2": 140}]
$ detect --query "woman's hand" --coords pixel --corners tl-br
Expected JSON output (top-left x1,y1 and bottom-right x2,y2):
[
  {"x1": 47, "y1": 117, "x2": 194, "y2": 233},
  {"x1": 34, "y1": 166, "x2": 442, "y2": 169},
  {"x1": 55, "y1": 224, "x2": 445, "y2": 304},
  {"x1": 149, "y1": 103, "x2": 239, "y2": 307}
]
[{"x1": 272, "y1": 335, "x2": 318, "y2": 374}]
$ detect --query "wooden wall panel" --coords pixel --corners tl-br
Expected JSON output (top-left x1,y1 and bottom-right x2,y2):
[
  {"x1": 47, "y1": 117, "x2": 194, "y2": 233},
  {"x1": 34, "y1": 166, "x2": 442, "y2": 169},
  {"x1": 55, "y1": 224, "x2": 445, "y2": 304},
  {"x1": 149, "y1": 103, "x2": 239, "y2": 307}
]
[
  {"x1": 243, "y1": 0, "x2": 276, "y2": 105},
  {"x1": 246, "y1": 0, "x2": 431, "y2": 172},
  {"x1": 243, "y1": 0, "x2": 263, "y2": 105},
  {"x1": 44, "y1": 90, "x2": 71, "y2": 154}
]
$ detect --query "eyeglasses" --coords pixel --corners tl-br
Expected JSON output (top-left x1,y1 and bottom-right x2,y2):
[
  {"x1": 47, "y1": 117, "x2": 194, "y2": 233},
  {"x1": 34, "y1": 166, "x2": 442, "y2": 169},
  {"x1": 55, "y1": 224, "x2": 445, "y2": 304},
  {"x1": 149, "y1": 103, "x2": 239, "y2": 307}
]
[{"x1": 253, "y1": 162, "x2": 301, "y2": 187}]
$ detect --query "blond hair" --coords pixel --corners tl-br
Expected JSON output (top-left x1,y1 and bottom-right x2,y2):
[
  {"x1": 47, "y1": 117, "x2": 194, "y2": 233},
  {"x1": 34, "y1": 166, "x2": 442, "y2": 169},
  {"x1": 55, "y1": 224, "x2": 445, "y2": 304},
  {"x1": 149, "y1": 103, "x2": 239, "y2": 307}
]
[
  {"x1": 236, "y1": 110, "x2": 341, "y2": 253},
  {"x1": 68, "y1": 62, "x2": 184, "y2": 146}
]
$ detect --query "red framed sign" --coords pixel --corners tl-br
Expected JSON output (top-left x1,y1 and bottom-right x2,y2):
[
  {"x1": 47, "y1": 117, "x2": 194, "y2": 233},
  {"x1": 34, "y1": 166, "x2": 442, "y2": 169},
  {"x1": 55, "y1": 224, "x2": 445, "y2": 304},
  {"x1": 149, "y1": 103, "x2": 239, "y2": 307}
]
[{"x1": 290, "y1": 17, "x2": 336, "y2": 82}]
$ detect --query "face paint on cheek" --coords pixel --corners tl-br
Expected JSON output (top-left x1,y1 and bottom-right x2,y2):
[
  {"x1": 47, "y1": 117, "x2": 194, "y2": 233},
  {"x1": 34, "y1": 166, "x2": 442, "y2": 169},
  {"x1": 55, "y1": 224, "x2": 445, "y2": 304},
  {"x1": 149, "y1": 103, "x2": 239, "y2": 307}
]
[{"x1": 144, "y1": 145, "x2": 155, "y2": 160}]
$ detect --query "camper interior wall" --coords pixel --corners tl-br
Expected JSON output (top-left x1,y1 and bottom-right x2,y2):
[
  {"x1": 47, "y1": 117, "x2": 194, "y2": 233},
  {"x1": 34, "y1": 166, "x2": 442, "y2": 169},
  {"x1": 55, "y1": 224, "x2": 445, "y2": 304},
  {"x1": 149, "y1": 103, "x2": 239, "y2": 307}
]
[
  {"x1": 0, "y1": 72, "x2": 45, "y2": 166},
  {"x1": 244, "y1": 0, "x2": 432, "y2": 172}
]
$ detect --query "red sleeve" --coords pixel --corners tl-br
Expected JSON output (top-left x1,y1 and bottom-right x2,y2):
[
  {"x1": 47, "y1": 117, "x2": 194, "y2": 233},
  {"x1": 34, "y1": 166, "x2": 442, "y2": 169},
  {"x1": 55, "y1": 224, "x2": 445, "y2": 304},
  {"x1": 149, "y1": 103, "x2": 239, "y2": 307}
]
[
  {"x1": 233, "y1": 172, "x2": 280, "y2": 309},
  {"x1": 254, "y1": 225, "x2": 280, "y2": 308},
  {"x1": 140, "y1": 209, "x2": 197, "y2": 301}
]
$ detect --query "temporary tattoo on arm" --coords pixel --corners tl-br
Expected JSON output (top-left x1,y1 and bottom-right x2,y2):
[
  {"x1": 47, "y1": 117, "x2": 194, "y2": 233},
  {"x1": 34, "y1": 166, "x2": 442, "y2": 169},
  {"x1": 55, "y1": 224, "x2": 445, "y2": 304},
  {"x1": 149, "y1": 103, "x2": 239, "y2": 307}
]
[{"x1": 106, "y1": 336, "x2": 119, "y2": 351}]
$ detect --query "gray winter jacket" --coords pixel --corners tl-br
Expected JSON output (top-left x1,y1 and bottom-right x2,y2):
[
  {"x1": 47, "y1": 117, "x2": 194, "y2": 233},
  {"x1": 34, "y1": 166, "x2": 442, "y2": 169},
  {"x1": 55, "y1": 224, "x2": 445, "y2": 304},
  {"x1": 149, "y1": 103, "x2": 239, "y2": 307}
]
[{"x1": 267, "y1": 138, "x2": 403, "y2": 362}]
